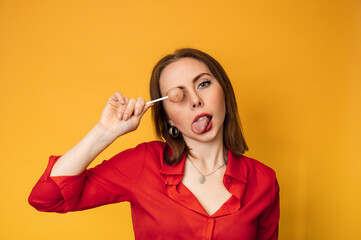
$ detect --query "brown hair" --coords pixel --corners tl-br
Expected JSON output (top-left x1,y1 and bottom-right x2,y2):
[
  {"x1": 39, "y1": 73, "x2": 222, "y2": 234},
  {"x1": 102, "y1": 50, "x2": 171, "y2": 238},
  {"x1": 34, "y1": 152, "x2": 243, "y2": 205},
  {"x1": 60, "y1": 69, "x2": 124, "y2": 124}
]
[{"x1": 150, "y1": 48, "x2": 248, "y2": 165}]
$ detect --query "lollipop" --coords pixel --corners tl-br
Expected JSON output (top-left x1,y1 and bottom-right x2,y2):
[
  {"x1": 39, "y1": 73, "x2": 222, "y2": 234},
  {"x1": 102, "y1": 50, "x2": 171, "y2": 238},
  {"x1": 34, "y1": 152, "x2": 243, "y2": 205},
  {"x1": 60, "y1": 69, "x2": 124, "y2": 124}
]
[{"x1": 146, "y1": 87, "x2": 184, "y2": 105}]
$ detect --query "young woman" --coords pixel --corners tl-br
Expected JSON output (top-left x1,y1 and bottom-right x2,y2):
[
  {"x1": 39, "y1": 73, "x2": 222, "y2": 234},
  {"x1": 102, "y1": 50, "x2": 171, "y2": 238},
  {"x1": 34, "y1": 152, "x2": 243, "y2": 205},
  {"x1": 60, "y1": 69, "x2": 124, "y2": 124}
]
[{"x1": 29, "y1": 48, "x2": 279, "y2": 240}]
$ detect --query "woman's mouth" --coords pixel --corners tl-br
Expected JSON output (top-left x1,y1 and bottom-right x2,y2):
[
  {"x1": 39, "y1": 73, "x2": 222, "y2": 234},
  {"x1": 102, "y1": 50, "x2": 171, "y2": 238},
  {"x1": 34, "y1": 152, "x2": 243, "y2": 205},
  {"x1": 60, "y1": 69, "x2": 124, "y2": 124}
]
[{"x1": 192, "y1": 114, "x2": 213, "y2": 134}]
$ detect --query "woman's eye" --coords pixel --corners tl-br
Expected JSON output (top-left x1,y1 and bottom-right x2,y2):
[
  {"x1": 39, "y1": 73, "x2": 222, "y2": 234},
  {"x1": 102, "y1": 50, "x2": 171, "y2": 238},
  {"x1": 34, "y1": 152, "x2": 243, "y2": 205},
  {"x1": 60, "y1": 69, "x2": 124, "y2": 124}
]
[{"x1": 198, "y1": 80, "x2": 211, "y2": 89}]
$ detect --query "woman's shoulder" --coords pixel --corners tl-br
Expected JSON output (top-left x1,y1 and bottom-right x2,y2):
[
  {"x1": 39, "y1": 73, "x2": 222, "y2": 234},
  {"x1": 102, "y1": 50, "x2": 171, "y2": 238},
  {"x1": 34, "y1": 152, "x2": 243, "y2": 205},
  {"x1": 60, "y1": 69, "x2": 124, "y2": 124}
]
[
  {"x1": 129, "y1": 140, "x2": 168, "y2": 162},
  {"x1": 108, "y1": 141, "x2": 166, "y2": 161},
  {"x1": 117, "y1": 140, "x2": 166, "y2": 153},
  {"x1": 136, "y1": 140, "x2": 167, "y2": 153},
  {"x1": 107, "y1": 141, "x2": 166, "y2": 170},
  {"x1": 238, "y1": 155, "x2": 277, "y2": 181}
]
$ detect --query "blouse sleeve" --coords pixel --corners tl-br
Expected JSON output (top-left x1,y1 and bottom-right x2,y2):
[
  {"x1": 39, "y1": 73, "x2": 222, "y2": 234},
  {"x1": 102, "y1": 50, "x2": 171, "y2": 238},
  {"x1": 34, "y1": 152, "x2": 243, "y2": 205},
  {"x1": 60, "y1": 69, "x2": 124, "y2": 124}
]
[
  {"x1": 28, "y1": 142, "x2": 147, "y2": 213},
  {"x1": 256, "y1": 175, "x2": 280, "y2": 240}
]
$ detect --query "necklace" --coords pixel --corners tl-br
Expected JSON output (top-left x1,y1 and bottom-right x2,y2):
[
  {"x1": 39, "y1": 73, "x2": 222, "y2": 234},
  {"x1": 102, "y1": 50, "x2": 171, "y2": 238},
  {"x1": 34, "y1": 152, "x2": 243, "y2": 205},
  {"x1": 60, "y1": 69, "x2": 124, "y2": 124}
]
[{"x1": 188, "y1": 153, "x2": 228, "y2": 184}]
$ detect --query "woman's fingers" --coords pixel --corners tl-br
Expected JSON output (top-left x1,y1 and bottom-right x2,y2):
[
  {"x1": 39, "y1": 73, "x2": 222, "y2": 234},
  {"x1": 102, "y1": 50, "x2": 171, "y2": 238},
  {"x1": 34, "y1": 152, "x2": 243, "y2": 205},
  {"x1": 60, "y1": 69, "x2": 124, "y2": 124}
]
[
  {"x1": 114, "y1": 94, "x2": 151, "y2": 122},
  {"x1": 120, "y1": 97, "x2": 150, "y2": 121},
  {"x1": 134, "y1": 98, "x2": 146, "y2": 116},
  {"x1": 117, "y1": 96, "x2": 129, "y2": 120},
  {"x1": 115, "y1": 92, "x2": 126, "y2": 105},
  {"x1": 140, "y1": 101, "x2": 153, "y2": 116},
  {"x1": 100, "y1": 93, "x2": 151, "y2": 136},
  {"x1": 108, "y1": 92, "x2": 125, "y2": 106},
  {"x1": 122, "y1": 98, "x2": 136, "y2": 121}
]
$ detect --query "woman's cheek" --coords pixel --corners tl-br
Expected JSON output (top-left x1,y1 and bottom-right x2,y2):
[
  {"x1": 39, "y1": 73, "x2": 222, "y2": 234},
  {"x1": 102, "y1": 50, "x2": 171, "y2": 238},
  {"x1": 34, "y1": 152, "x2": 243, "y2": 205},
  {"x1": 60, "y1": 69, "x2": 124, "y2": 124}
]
[{"x1": 164, "y1": 104, "x2": 185, "y2": 125}]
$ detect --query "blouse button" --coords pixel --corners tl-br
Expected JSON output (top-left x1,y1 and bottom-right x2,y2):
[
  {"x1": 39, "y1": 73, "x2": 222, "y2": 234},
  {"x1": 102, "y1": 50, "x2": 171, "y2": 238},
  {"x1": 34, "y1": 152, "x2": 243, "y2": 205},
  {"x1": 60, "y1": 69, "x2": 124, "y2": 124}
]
[
  {"x1": 208, "y1": 218, "x2": 213, "y2": 223},
  {"x1": 226, "y1": 178, "x2": 232, "y2": 183}
]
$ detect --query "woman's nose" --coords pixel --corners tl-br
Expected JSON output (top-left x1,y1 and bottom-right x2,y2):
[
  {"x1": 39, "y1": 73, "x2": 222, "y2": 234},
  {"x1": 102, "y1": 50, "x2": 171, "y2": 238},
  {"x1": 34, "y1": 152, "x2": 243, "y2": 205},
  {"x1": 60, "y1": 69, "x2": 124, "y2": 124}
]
[{"x1": 189, "y1": 92, "x2": 203, "y2": 109}]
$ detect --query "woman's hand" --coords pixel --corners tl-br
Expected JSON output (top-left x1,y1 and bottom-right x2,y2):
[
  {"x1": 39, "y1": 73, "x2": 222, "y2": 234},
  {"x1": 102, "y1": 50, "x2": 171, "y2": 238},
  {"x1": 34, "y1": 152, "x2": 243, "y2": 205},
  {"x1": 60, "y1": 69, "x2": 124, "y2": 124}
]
[
  {"x1": 98, "y1": 92, "x2": 153, "y2": 139},
  {"x1": 50, "y1": 92, "x2": 152, "y2": 177}
]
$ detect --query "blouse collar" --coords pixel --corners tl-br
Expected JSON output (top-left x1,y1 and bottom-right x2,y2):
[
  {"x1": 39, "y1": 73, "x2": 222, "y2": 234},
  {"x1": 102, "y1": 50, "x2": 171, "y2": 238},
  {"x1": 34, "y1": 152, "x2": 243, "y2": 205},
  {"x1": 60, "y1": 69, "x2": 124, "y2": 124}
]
[{"x1": 159, "y1": 146, "x2": 248, "y2": 184}]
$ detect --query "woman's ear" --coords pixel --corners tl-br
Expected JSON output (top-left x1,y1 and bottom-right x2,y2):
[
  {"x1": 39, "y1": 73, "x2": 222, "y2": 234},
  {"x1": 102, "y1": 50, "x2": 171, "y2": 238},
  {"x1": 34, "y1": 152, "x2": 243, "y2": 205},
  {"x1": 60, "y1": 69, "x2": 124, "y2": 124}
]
[{"x1": 168, "y1": 120, "x2": 174, "y2": 126}]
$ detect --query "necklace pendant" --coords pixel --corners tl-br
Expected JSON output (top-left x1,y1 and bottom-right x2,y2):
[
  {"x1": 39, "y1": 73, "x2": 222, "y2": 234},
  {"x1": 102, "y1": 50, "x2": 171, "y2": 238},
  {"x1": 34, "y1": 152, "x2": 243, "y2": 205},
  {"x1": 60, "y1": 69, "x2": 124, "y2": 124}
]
[{"x1": 199, "y1": 176, "x2": 206, "y2": 184}]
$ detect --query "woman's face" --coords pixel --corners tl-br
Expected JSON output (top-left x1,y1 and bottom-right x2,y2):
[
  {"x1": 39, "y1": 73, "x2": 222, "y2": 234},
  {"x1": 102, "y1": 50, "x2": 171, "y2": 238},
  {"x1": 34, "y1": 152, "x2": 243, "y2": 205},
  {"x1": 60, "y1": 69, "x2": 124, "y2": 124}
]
[{"x1": 159, "y1": 57, "x2": 226, "y2": 144}]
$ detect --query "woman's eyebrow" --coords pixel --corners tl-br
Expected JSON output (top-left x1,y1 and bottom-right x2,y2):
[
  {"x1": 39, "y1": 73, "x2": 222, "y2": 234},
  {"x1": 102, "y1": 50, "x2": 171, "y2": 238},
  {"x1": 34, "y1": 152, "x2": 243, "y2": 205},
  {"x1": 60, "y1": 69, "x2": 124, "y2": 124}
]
[
  {"x1": 192, "y1": 73, "x2": 211, "y2": 83},
  {"x1": 173, "y1": 73, "x2": 212, "y2": 91},
  {"x1": 171, "y1": 73, "x2": 212, "y2": 90}
]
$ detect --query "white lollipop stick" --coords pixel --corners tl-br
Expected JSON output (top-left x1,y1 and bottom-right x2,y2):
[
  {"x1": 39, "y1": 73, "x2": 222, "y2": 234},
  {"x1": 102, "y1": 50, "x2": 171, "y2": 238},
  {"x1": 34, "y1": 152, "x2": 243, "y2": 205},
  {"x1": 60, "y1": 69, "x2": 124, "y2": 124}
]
[
  {"x1": 146, "y1": 87, "x2": 184, "y2": 105},
  {"x1": 146, "y1": 96, "x2": 168, "y2": 105}
]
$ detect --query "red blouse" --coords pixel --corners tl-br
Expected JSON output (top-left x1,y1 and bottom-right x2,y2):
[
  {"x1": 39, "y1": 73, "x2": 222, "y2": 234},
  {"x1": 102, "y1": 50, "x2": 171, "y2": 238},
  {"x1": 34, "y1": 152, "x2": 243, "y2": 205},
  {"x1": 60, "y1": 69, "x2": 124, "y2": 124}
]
[{"x1": 29, "y1": 141, "x2": 279, "y2": 240}]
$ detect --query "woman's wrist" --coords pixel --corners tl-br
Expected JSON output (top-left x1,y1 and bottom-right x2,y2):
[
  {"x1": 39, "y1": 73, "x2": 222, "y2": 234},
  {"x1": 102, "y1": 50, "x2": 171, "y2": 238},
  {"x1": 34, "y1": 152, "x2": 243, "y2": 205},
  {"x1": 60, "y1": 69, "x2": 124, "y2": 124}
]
[
  {"x1": 50, "y1": 124, "x2": 114, "y2": 177},
  {"x1": 92, "y1": 122, "x2": 119, "y2": 147}
]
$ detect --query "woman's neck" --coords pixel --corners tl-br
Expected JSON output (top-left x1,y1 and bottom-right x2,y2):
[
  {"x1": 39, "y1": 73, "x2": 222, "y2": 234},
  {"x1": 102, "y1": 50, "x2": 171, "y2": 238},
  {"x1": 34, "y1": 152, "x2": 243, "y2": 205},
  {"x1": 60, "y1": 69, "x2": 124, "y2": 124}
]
[{"x1": 184, "y1": 131, "x2": 226, "y2": 172}]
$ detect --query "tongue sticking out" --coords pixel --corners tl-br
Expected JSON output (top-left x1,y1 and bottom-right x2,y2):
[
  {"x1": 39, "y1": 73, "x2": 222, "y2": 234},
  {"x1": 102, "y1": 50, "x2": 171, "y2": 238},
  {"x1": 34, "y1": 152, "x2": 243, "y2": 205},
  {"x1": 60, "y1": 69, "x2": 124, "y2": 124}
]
[{"x1": 192, "y1": 117, "x2": 210, "y2": 134}]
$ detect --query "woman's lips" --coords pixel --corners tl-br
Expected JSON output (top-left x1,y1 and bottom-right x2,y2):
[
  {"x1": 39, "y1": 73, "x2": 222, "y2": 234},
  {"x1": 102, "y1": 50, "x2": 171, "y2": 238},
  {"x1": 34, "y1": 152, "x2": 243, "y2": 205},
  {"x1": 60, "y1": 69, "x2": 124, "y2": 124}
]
[
  {"x1": 193, "y1": 113, "x2": 212, "y2": 123},
  {"x1": 192, "y1": 113, "x2": 212, "y2": 134}
]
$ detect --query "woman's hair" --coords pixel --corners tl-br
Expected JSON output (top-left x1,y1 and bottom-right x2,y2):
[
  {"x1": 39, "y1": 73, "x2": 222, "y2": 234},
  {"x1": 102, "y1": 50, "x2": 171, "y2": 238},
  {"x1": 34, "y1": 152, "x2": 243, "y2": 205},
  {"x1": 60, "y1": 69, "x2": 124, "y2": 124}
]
[{"x1": 150, "y1": 48, "x2": 248, "y2": 165}]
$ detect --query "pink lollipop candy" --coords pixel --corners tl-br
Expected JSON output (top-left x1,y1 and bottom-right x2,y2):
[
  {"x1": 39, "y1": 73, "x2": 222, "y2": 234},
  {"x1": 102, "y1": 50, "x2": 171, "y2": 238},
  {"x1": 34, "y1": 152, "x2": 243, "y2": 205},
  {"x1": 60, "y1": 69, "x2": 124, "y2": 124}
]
[{"x1": 146, "y1": 87, "x2": 183, "y2": 104}]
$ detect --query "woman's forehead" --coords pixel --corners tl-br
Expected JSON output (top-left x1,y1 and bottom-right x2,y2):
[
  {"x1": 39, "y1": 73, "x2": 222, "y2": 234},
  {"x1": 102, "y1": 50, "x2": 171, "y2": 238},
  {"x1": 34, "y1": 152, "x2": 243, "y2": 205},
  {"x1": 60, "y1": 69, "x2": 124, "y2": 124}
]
[{"x1": 159, "y1": 58, "x2": 211, "y2": 87}]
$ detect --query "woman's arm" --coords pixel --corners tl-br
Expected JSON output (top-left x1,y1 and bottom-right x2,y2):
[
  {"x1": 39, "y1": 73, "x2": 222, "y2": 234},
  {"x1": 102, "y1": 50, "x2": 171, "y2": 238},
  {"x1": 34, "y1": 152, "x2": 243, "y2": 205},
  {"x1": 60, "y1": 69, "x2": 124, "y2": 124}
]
[
  {"x1": 50, "y1": 92, "x2": 152, "y2": 176},
  {"x1": 29, "y1": 92, "x2": 152, "y2": 212},
  {"x1": 256, "y1": 176, "x2": 280, "y2": 240}
]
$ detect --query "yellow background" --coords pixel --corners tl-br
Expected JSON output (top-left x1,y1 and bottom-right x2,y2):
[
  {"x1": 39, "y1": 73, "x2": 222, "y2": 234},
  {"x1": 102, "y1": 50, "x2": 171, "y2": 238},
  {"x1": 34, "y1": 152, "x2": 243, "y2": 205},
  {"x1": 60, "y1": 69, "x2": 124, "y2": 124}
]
[{"x1": 1, "y1": 0, "x2": 360, "y2": 239}]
